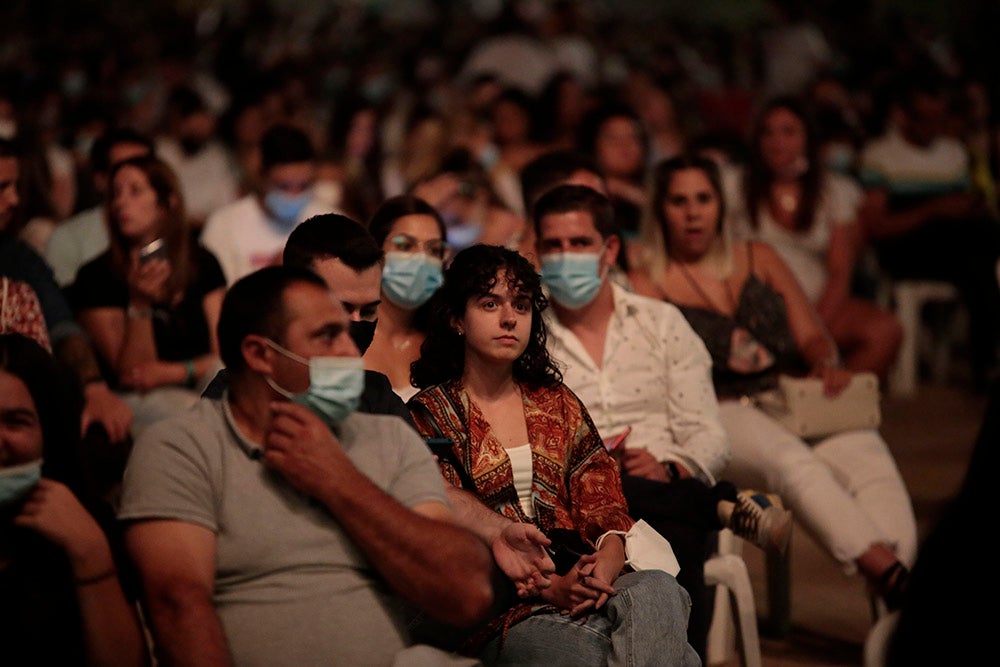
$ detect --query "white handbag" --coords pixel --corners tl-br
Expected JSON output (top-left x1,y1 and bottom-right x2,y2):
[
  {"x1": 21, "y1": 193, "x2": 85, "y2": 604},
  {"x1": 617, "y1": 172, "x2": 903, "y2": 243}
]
[{"x1": 754, "y1": 372, "x2": 882, "y2": 439}]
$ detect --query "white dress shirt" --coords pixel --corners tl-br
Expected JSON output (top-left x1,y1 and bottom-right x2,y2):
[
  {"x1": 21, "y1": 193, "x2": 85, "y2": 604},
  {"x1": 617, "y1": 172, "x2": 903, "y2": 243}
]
[{"x1": 545, "y1": 283, "x2": 730, "y2": 484}]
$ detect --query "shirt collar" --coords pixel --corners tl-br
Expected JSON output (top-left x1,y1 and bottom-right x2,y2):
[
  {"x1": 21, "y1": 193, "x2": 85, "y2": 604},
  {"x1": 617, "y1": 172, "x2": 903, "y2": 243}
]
[
  {"x1": 610, "y1": 282, "x2": 640, "y2": 323},
  {"x1": 222, "y1": 391, "x2": 265, "y2": 460},
  {"x1": 545, "y1": 282, "x2": 639, "y2": 334}
]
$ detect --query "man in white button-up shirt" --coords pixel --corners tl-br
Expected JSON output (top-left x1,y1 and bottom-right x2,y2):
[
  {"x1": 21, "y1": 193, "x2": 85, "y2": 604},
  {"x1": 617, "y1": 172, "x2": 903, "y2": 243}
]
[{"x1": 531, "y1": 182, "x2": 736, "y2": 662}]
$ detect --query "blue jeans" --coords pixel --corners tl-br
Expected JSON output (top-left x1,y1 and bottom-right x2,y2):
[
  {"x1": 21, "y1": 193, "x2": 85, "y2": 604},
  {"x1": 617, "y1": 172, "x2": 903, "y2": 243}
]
[{"x1": 481, "y1": 570, "x2": 701, "y2": 666}]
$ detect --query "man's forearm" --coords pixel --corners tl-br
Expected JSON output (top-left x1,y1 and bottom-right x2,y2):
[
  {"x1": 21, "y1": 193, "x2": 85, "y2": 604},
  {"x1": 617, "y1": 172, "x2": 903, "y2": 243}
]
[
  {"x1": 53, "y1": 332, "x2": 104, "y2": 383},
  {"x1": 316, "y1": 468, "x2": 493, "y2": 626},
  {"x1": 145, "y1": 590, "x2": 232, "y2": 667},
  {"x1": 445, "y1": 486, "x2": 512, "y2": 544}
]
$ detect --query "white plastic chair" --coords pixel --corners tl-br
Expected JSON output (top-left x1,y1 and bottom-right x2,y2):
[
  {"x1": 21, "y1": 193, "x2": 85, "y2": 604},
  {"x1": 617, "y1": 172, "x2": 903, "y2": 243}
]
[
  {"x1": 886, "y1": 280, "x2": 960, "y2": 397},
  {"x1": 704, "y1": 529, "x2": 762, "y2": 667}
]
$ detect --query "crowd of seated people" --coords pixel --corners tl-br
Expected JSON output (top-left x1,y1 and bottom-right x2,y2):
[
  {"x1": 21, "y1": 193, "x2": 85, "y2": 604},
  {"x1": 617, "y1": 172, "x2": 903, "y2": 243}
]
[{"x1": 2, "y1": 1, "x2": 997, "y2": 663}]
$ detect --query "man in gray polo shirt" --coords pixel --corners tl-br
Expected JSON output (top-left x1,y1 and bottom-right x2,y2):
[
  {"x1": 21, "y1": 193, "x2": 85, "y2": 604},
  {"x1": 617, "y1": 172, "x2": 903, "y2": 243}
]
[{"x1": 120, "y1": 266, "x2": 493, "y2": 666}]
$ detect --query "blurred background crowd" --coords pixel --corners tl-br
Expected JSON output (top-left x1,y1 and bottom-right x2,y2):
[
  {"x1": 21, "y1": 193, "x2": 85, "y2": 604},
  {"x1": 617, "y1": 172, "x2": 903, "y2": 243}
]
[
  {"x1": 1, "y1": 0, "x2": 997, "y2": 234},
  {"x1": 2, "y1": 2, "x2": 997, "y2": 664}
]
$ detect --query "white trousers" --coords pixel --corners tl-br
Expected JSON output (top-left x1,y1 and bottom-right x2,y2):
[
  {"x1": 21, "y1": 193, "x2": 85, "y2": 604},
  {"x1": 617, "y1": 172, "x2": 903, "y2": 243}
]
[{"x1": 718, "y1": 400, "x2": 917, "y2": 572}]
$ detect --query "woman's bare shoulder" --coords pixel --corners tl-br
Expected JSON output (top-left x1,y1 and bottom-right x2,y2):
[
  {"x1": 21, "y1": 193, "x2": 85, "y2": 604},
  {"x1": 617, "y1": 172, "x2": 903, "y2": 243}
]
[{"x1": 626, "y1": 267, "x2": 663, "y2": 299}]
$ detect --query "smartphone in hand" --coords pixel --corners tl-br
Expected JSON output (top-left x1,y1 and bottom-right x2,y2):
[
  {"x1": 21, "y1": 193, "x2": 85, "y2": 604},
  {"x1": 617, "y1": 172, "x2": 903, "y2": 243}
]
[
  {"x1": 138, "y1": 238, "x2": 167, "y2": 264},
  {"x1": 603, "y1": 426, "x2": 632, "y2": 453}
]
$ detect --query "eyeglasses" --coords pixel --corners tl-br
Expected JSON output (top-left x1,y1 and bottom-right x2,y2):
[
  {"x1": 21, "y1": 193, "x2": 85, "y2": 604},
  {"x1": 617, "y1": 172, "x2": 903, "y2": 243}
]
[{"x1": 389, "y1": 233, "x2": 448, "y2": 260}]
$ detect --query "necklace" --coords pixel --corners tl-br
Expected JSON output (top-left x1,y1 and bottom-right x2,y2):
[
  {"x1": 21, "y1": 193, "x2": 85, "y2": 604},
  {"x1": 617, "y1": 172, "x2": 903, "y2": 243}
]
[
  {"x1": 676, "y1": 262, "x2": 737, "y2": 314},
  {"x1": 771, "y1": 182, "x2": 801, "y2": 215},
  {"x1": 777, "y1": 192, "x2": 798, "y2": 213}
]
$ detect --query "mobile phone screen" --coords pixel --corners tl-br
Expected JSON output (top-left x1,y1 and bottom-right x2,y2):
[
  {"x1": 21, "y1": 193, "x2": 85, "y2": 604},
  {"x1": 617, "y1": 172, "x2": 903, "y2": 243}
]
[
  {"x1": 603, "y1": 426, "x2": 632, "y2": 452},
  {"x1": 139, "y1": 238, "x2": 167, "y2": 263}
]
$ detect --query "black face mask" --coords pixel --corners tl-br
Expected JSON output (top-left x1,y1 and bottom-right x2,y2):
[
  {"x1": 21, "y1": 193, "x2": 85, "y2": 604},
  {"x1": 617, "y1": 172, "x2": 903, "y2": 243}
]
[
  {"x1": 349, "y1": 320, "x2": 377, "y2": 355},
  {"x1": 179, "y1": 136, "x2": 207, "y2": 156}
]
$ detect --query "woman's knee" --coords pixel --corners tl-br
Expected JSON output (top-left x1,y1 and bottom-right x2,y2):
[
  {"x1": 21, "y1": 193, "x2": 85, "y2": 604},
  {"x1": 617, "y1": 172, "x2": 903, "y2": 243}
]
[{"x1": 614, "y1": 570, "x2": 691, "y2": 615}]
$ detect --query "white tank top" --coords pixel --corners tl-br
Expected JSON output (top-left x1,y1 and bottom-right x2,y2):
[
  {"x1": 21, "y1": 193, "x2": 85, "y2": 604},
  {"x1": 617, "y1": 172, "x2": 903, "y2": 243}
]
[{"x1": 504, "y1": 443, "x2": 535, "y2": 518}]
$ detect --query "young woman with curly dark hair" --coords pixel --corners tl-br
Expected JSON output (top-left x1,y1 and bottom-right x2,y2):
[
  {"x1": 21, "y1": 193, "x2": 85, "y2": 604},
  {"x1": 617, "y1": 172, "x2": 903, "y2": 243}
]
[{"x1": 407, "y1": 244, "x2": 699, "y2": 666}]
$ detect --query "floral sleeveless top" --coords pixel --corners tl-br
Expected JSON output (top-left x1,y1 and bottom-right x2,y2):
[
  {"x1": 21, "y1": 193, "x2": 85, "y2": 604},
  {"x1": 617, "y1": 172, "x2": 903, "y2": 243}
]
[{"x1": 674, "y1": 246, "x2": 804, "y2": 398}]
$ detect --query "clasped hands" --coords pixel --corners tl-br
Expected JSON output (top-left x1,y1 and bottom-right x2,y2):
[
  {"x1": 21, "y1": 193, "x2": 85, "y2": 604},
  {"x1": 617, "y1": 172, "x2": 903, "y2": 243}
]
[{"x1": 493, "y1": 523, "x2": 622, "y2": 617}]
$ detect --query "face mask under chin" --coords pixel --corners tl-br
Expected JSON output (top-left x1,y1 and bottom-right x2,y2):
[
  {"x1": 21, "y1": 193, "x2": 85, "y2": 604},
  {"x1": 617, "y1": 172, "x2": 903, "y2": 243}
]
[
  {"x1": 263, "y1": 339, "x2": 365, "y2": 427},
  {"x1": 0, "y1": 459, "x2": 43, "y2": 509}
]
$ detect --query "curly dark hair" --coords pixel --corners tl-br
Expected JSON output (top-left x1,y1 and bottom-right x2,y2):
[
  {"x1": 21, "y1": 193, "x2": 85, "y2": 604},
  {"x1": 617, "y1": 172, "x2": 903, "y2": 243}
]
[{"x1": 410, "y1": 244, "x2": 562, "y2": 390}]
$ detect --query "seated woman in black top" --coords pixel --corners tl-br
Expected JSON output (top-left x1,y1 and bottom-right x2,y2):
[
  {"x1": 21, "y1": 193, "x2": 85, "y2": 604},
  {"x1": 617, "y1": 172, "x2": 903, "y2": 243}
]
[
  {"x1": 73, "y1": 155, "x2": 226, "y2": 433},
  {"x1": 0, "y1": 333, "x2": 146, "y2": 666}
]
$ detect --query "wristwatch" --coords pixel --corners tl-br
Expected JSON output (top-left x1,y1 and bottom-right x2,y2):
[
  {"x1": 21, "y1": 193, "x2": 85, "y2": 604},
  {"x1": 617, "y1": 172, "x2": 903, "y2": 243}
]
[{"x1": 126, "y1": 304, "x2": 153, "y2": 319}]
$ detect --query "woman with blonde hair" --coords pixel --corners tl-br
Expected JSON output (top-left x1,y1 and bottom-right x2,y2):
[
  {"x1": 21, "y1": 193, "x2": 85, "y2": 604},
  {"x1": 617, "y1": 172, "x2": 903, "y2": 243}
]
[{"x1": 630, "y1": 154, "x2": 917, "y2": 610}]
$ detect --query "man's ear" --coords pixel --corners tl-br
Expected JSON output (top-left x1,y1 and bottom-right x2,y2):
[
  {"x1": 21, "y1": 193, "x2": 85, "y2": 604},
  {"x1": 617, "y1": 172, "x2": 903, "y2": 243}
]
[
  {"x1": 603, "y1": 234, "x2": 621, "y2": 268},
  {"x1": 242, "y1": 335, "x2": 274, "y2": 374}
]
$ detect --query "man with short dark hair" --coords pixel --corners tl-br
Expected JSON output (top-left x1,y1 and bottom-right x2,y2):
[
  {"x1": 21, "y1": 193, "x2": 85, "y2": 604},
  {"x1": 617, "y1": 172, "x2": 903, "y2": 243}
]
[
  {"x1": 286, "y1": 213, "x2": 409, "y2": 422},
  {"x1": 517, "y1": 150, "x2": 608, "y2": 266},
  {"x1": 201, "y1": 124, "x2": 332, "y2": 285},
  {"x1": 121, "y1": 265, "x2": 492, "y2": 666},
  {"x1": 156, "y1": 85, "x2": 240, "y2": 226},
  {"x1": 283, "y1": 213, "x2": 383, "y2": 328},
  {"x1": 534, "y1": 184, "x2": 790, "y2": 662},
  {"x1": 202, "y1": 213, "x2": 411, "y2": 423}
]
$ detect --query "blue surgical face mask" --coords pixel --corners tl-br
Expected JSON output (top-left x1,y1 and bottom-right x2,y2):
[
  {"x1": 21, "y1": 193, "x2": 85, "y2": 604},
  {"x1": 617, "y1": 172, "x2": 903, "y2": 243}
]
[
  {"x1": 381, "y1": 252, "x2": 443, "y2": 309},
  {"x1": 824, "y1": 143, "x2": 856, "y2": 174},
  {"x1": 265, "y1": 189, "x2": 312, "y2": 229},
  {"x1": 0, "y1": 459, "x2": 43, "y2": 508},
  {"x1": 540, "y1": 250, "x2": 606, "y2": 309},
  {"x1": 263, "y1": 340, "x2": 365, "y2": 428},
  {"x1": 445, "y1": 222, "x2": 483, "y2": 252}
]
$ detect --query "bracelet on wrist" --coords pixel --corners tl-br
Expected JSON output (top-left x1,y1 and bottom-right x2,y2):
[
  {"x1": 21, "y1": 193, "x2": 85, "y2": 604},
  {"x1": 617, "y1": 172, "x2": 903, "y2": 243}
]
[
  {"x1": 816, "y1": 355, "x2": 842, "y2": 370},
  {"x1": 126, "y1": 304, "x2": 152, "y2": 319},
  {"x1": 661, "y1": 460, "x2": 680, "y2": 482},
  {"x1": 595, "y1": 530, "x2": 627, "y2": 551},
  {"x1": 183, "y1": 359, "x2": 196, "y2": 388},
  {"x1": 74, "y1": 567, "x2": 117, "y2": 586}
]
